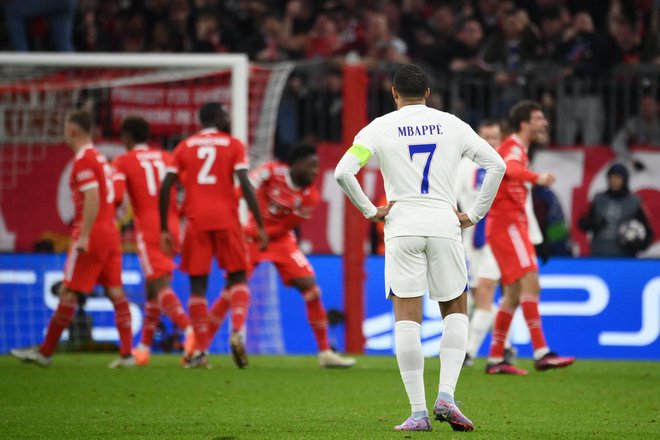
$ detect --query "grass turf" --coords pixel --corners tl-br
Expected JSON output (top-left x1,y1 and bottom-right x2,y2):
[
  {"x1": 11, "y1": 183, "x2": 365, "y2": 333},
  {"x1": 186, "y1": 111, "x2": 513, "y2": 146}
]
[{"x1": 1, "y1": 354, "x2": 658, "y2": 439}]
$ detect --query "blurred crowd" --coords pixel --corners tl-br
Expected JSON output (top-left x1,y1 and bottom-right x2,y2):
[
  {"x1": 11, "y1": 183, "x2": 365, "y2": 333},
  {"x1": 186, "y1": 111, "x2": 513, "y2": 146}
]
[
  {"x1": 2, "y1": 0, "x2": 659, "y2": 67},
  {"x1": 2, "y1": 1, "x2": 659, "y2": 152}
]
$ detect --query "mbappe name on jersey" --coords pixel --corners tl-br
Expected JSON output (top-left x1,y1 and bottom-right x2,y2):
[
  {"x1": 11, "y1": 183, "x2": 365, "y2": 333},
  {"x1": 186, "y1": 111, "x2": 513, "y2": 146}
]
[{"x1": 397, "y1": 124, "x2": 444, "y2": 137}]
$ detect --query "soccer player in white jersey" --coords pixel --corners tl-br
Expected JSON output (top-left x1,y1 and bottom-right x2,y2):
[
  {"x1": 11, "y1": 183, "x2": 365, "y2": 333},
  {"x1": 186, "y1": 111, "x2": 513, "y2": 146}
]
[
  {"x1": 455, "y1": 120, "x2": 544, "y2": 366},
  {"x1": 335, "y1": 64, "x2": 505, "y2": 432}
]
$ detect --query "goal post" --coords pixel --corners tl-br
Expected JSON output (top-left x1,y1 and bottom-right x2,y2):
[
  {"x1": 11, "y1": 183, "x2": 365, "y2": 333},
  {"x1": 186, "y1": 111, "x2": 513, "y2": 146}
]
[{"x1": 0, "y1": 52, "x2": 249, "y2": 142}]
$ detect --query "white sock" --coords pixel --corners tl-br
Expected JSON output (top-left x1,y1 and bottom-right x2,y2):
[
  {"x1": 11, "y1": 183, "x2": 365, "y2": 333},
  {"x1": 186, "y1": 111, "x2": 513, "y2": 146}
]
[
  {"x1": 394, "y1": 320, "x2": 426, "y2": 414},
  {"x1": 467, "y1": 308, "x2": 494, "y2": 358},
  {"x1": 438, "y1": 313, "x2": 469, "y2": 398}
]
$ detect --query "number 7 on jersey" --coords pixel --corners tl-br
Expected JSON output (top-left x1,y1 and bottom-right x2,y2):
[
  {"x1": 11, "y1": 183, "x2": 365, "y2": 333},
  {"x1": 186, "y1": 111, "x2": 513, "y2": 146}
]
[{"x1": 408, "y1": 143, "x2": 436, "y2": 194}]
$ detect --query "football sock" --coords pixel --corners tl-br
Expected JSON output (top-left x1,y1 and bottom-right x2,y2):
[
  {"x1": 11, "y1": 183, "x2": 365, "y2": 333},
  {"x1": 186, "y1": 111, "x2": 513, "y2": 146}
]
[
  {"x1": 395, "y1": 320, "x2": 427, "y2": 414},
  {"x1": 188, "y1": 296, "x2": 209, "y2": 352},
  {"x1": 303, "y1": 287, "x2": 330, "y2": 351},
  {"x1": 467, "y1": 308, "x2": 494, "y2": 358},
  {"x1": 140, "y1": 300, "x2": 160, "y2": 348},
  {"x1": 112, "y1": 297, "x2": 133, "y2": 357},
  {"x1": 157, "y1": 287, "x2": 190, "y2": 330},
  {"x1": 520, "y1": 294, "x2": 549, "y2": 358},
  {"x1": 40, "y1": 299, "x2": 76, "y2": 357},
  {"x1": 208, "y1": 289, "x2": 231, "y2": 337},
  {"x1": 412, "y1": 410, "x2": 429, "y2": 421},
  {"x1": 438, "y1": 313, "x2": 468, "y2": 399},
  {"x1": 437, "y1": 392, "x2": 455, "y2": 405},
  {"x1": 488, "y1": 306, "x2": 514, "y2": 362},
  {"x1": 229, "y1": 284, "x2": 250, "y2": 333}
]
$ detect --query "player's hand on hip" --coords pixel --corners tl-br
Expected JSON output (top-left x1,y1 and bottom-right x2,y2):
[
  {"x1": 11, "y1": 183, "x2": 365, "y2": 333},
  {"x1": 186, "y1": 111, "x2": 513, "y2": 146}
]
[
  {"x1": 75, "y1": 236, "x2": 89, "y2": 253},
  {"x1": 536, "y1": 173, "x2": 556, "y2": 187},
  {"x1": 453, "y1": 207, "x2": 475, "y2": 229},
  {"x1": 370, "y1": 201, "x2": 395, "y2": 222},
  {"x1": 160, "y1": 231, "x2": 175, "y2": 256},
  {"x1": 256, "y1": 228, "x2": 269, "y2": 250}
]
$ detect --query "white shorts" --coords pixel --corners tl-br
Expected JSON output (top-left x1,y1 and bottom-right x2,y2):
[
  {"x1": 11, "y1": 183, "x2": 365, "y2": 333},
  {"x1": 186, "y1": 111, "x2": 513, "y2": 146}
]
[
  {"x1": 385, "y1": 236, "x2": 468, "y2": 302},
  {"x1": 465, "y1": 243, "x2": 501, "y2": 287}
]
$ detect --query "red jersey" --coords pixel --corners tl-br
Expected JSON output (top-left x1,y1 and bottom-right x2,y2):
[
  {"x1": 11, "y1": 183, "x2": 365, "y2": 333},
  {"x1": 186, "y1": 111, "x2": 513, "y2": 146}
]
[
  {"x1": 168, "y1": 128, "x2": 248, "y2": 232},
  {"x1": 112, "y1": 145, "x2": 179, "y2": 241},
  {"x1": 488, "y1": 135, "x2": 539, "y2": 229},
  {"x1": 69, "y1": 144, "x2": 119, "y2": 241},
  {"x1": 248, "y1": 161, "x2": 319, "y2": 240}
]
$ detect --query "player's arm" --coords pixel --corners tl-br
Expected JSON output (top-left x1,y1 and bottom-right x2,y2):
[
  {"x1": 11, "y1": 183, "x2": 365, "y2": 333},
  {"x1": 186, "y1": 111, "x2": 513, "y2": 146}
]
[
  {"x1": 111, "y1": 159, "x2": 126, "y2": 207},
  {"x1": 237, "y1": 169, "x2": 268, "y2": 250},
  {"x1": 77, "y1": 187, "x2": 100, "y2": 252},
  {"x1": 335, "y1": 144, "x2": 393, "y2": 222},
  {"x1": 460, "y1": 125, "x2": 506, "y2": 225},
  {"x1": 159, "y1": 172, "x2": 178, "y2": 256}
]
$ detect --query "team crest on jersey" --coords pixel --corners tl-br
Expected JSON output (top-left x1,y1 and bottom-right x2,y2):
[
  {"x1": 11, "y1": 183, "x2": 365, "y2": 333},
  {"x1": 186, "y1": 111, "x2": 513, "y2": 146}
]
[{"x1": 76, "y1": 169, "x2": 94, "y2": 181}]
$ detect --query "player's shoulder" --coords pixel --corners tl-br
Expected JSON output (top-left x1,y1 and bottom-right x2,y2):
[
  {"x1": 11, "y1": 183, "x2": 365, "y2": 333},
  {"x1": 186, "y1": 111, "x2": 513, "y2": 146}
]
[
  {"x1": 498, "y1": 136, "x2": 524, "y2": 158},
  {"x1": 74, "y1": 145, "x2": 101, "y2": 166}
]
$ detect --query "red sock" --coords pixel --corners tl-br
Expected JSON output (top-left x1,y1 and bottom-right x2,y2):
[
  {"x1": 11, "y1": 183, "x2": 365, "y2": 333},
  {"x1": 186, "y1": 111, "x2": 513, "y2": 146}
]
[
  {"x1": 188, "y1": 296, "x2": 209, "y2": 352},
  {"x1": 157, "y1": 287, "x2": 190, "y2": 330},
  {"x1": 40, "y1": 299, "x2": 76, "y2": 357},
  {"x1": 229, "y1": 284, "x2": 250, "y2": 333},
  {"x1": 303, "y1": 287, "x2": 330, "y2": 351},
  {"x1": 520, "y1": 294, "x2": 548, "y2": 352},
  {"x1": 208, "y1": 289, "x2": 231, "y2": 337},
  {"x1": 113, "y1": 297, "x2": 133, "y2": 357},
  {"x1": 140, "y1": 300, "x2": 160, "y2": 348},
  {"x1": 488, "y1": 306, "x2": 514, "y2": 359}
]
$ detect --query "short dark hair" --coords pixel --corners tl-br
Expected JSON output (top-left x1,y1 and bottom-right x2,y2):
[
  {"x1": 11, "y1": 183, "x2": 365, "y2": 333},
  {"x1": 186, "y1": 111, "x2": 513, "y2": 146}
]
[
  {"x1": 199, "y1": 102, "x2": 227, "y2": 126},
  {"x1": 509, "y1": 100, "x2": 543, "y2": 131},
  {"x1": 393, "y1": 64, "x2": 428, "y2": 98},
  {"x1": 66, "y1": 110, "x2": 93, "y2": 134},
  {"x1": 288, "y1": 143, "x2": 317, "y2": 165},
  {"x1": 120, "y1": 116, "x2": 150, "y2": 143},
  {"x1": 478, "y1": 118, "x2": 501, "y2": 130}
]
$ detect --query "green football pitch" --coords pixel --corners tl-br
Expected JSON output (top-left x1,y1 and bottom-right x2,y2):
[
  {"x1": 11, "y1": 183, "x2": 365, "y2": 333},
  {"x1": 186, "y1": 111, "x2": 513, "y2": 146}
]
[{"x1": 1, "y1": 354, "x2": 658, "y2": 439}]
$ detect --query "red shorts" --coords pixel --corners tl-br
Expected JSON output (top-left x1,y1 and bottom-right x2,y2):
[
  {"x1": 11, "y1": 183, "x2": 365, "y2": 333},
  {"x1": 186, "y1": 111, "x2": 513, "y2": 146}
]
[
  {"x1": 181, "y1": 225, "x2": 248, "y2": 276},
  {"x1": 248, "y1": 232, "x2": 315, "y2": 285},
  {"x1": 63, "y1": 241, "x2": 122, "y2": 293},
  {"x1": 489, "y1": 222, "x2": 538, "y2": 285},
  {"x1": 136, "y1": 231, "x2": 177, "y2": 281}
]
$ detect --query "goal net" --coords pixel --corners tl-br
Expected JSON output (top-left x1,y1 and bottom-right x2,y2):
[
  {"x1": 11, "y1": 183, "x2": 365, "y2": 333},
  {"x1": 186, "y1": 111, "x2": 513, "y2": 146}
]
[{"x1": 0, "y1": 54, "x2": 292, "y2": 356}]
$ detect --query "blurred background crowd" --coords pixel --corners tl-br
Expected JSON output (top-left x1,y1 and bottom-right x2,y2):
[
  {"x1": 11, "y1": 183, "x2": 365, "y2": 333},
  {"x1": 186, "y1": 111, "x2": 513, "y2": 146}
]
[{"x1": 2, "y1": 0, "x2": 659, "y2": 153}]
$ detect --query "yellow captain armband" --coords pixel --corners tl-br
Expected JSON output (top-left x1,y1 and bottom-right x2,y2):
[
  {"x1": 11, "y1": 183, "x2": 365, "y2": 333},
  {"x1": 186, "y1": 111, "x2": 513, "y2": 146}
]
[{"x1": 347, "y1": 144, "x2": 373, "y2": 167}]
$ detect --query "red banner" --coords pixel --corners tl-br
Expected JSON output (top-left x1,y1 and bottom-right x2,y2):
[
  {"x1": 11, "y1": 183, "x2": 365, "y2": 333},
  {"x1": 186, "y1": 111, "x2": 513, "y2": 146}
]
[{"x1": 1, "y1": 143, "x2": 659, "y2": 256}]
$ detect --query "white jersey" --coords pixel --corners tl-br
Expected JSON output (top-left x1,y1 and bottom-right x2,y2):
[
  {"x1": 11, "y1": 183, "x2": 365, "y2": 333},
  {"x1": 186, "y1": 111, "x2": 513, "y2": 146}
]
[
  {"x1": 336, "y1": 104, "x2": 505, "y2": 241},
  {"x1": 455, "y1": 158, "x2": 543, "y2": 246}
]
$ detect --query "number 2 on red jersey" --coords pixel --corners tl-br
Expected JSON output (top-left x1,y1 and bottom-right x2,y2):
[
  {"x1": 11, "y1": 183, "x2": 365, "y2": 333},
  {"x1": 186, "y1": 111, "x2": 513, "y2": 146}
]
[{"x1": 197, "y1": 146, "x2": 217, "y2": 184}]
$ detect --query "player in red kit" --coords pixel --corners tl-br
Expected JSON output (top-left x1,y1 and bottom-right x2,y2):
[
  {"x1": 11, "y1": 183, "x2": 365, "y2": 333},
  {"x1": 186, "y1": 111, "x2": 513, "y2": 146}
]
[
  {"x1": 11, "y1": 110, "x2": 134, "y2": 368},
  {"x1": 209, "y1": 144, "x2": 355, "y2": 368},
  {"x1": 159, "y1": 102, "x2": 267, "y2": 369},
  {"x1": 113, "y1": 117, "x2": 194, "y2": 366},
  {"x1": 486, "y1": 101, "x2": 575, "y2": 375}
]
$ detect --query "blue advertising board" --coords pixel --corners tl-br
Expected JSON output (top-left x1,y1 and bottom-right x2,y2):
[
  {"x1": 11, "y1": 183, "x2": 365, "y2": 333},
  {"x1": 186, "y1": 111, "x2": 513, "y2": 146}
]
[{"x1": 1, "y1": 254, "x2": 658, "y2": 360}]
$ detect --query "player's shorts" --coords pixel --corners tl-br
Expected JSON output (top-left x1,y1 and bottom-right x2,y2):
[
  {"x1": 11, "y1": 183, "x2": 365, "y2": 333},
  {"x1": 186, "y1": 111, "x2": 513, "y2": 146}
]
[
  {"x1": 180, "y1": 224, "x2": 248, "y2": 276},
  {"x1": 136, "y1": 231, "x2": 177, "y2": 282},
  {"x1": 63, "y1": 240, "x2": 122, "y2": 293},
  {"x1": 248, "y1": 232, "x2": 315, "y2": 285},
  {"x1": 488, "y1": 222, "x2": 538, "y2": 285},
  {"x1": 464, "y1": 242, "x2": 501, "y2": 287},
  {"x1": 385, "y1": 236, "x2": 467, "y2": 302}
]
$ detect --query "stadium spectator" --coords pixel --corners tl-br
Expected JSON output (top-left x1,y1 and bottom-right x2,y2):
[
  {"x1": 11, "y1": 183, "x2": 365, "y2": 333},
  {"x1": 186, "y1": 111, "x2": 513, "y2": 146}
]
[
  {"x1": 213, "y1": 143, "x2": 355, "y2": 368},
  {"x1": 578, "y1": 163, "x2": 654, "y2": 257},
  {"x1": 112, "y1": 117, "x2": 194, "y2": 366},
  {"x1": 11, "y1": 110, "x2": 134, "y2": 368},
  {"x1": 336, "y1": 63, "x2": 506, "y2": 432},
  {"x1": 4, "y1": 0, "x2": 77, "y2": 51},
  {"x1": 159, "y1": 103, "x2": 267, "y2": 369},
  {"x1": 486, "y1": 101, "x2": 575, "y2": 375},
  {"x1": 611, "y1": 94, "x2": 660, "y2": 170},
  {"x1": 553, "y1": 12, "x2": 617, "y2": 145},
  {"x1": 448, "y1": 18, "x2": 485, "y2": 73}
]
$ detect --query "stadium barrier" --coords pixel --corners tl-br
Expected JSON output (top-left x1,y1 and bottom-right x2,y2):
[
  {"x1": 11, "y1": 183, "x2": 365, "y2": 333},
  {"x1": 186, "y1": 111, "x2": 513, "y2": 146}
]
[{"x1": 1, "y1": 254, "x2": 658, "y2": 360}]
